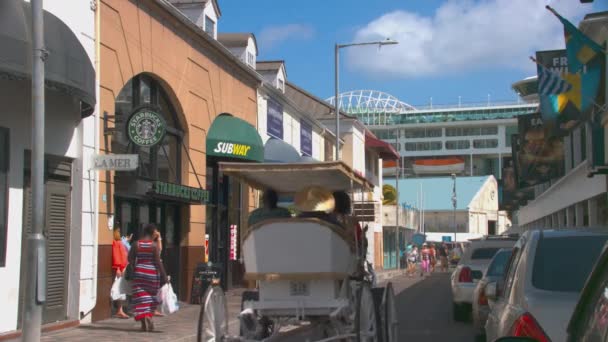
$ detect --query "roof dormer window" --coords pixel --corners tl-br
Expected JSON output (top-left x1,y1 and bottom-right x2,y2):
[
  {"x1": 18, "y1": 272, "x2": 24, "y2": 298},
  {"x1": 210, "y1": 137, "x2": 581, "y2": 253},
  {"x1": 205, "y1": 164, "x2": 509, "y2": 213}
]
[
  {"x1": 278, "y1": 79, "x2": 285, "y2": 92},
  {"x1": 204, "y1": 15, "x2": 215, "y2": 36},
  {"x1": 247, "y1": 51, "x2": 255, "y2": 67}
]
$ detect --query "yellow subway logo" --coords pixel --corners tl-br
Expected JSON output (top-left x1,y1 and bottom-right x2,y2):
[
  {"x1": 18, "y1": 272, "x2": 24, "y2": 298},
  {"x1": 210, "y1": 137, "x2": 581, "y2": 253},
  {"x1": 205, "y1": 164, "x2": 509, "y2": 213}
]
[{"x1": 213, "y1": 142, "x2": 251, "y2": 157}]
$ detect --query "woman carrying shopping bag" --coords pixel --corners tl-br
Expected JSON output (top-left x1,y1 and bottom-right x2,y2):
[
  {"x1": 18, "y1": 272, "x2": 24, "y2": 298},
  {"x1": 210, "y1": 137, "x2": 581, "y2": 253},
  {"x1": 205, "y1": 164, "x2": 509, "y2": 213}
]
[
  {"x1": 129, "y1": 224, "x2": 168, "y2": 332},
  {"x1": 111, "y1": 226, "x2": 129, "y2": 318}
]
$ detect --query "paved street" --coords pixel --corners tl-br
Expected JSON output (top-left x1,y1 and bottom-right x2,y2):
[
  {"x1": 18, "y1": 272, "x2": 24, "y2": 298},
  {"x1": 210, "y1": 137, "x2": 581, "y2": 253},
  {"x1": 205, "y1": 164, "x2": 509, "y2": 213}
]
[
  {"x1": 394, "y1": 271, "x2": 477, "y2": 342},
  {"x1": 17, "y1": 270, "x2": 477, "y2": 341}
]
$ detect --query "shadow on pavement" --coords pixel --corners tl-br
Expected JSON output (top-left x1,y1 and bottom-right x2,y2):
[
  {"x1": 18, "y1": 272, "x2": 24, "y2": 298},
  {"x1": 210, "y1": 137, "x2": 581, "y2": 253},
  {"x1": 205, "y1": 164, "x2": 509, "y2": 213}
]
[{"x1": 394, "y1": 272, "x2": 476, "y2": 342}]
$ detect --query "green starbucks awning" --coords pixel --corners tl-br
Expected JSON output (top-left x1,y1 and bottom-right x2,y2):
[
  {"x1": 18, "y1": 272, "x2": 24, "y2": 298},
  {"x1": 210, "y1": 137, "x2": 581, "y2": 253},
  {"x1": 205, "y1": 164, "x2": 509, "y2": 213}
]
[{"x1": 206, "y1": 113, "x2": 264, "y2": 162}]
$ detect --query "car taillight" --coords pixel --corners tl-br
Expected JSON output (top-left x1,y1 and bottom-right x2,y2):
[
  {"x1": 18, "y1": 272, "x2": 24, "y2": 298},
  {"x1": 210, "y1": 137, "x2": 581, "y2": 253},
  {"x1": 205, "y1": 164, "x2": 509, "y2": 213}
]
[
  {"x1": 478, "y1": 288, "x2": 488, "y2": 305},
  {"x1": 458, "y1": 266, "x2": 472, "y2": 283},
  {"x1": 509, "y1": 312, "x2": 550, "y2": 342}
]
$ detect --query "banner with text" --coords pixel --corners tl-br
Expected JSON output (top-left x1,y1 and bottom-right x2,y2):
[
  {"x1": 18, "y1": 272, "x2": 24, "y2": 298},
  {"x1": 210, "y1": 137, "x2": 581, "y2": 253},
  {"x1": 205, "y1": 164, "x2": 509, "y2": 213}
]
[
  {"x1": 516, "y1": 112, "x2": 564, "y2": 187},
  {"x1": 267, "y1": 98, "x2": 284, "y2": 139},
  {"x1": 536, "y1": 49, "x2": 603, "y2": 136},
  {"x1": 300, "y1": 121, "x2": 313, "y2": 156}
]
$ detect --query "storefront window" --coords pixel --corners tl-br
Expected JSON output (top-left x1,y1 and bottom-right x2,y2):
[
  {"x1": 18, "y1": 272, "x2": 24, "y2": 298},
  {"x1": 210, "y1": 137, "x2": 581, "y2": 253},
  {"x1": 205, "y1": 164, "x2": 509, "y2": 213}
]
[
  {"x1": 0, "y1": 127, "x2": 8, "y2": 267},
  {"x1": 112, "y1": 74, "x2": 182, "y2": 185}
]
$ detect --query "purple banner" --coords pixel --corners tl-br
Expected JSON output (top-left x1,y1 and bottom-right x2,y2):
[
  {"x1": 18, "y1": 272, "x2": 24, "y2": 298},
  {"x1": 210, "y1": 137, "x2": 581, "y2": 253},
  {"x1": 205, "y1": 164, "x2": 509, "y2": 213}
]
[
  {"x1": 300, "y1": 121, "x2": 312, "y2": 156},
  {"x1": 267, "y1": 98, "x2": 283, "y2": 139}
]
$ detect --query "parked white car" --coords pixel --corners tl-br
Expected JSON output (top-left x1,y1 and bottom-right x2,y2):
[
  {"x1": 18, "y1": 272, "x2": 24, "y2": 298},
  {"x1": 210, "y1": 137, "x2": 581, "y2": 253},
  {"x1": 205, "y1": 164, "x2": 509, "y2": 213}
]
[
  {"x1": 451, "y1": 236, "x2": 517, "y2": 321},
  {"x1": 485, "y1": 229, "x2": 608, "y2": 342},
  {"x1": 472, "y1": 248, "x2": 513, "y2": 338}
]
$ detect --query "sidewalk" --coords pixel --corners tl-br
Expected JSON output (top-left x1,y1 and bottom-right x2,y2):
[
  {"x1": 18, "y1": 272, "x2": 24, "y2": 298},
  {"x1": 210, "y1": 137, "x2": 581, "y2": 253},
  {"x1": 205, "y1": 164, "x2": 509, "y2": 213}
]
[
  {"x1": 35, "y1": 289, "x2": 247, "y2": 342},
  {"x1": 28, "y1": 271, "x2": 409, "y2": 342}
]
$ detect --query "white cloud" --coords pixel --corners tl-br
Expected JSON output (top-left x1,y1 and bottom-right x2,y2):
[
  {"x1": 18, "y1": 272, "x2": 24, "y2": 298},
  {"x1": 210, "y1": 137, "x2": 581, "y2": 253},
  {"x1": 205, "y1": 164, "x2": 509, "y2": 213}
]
[
  {"x1": 346, "y1": 0, "x2": 590, "y2": 78},
  {"x1": 258, "y1": 24, "x2": 315, "y2": 51}
]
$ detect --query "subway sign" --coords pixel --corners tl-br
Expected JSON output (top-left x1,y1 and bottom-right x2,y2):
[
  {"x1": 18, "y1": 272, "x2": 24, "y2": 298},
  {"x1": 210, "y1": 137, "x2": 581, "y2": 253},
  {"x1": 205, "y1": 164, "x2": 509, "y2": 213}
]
[
  {"x1": 151, "y1": 181, "x2": 209, "y2": 204},
  {"x1": 212, "y1": 142, "x2": 251, "y2": 157}
]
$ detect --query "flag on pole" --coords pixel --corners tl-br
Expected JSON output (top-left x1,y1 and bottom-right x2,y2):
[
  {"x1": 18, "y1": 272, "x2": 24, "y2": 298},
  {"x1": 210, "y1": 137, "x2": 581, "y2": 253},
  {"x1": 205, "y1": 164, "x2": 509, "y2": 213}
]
[
  {"x1": 534, "y1": 58, "x2": 572, "y2": 95},
  {"x1": 546, "y1": 6, "x2": 605, "y2": 74},
  {"x1": 543, "y1": 6, "x2": 606, "y2": 131}
]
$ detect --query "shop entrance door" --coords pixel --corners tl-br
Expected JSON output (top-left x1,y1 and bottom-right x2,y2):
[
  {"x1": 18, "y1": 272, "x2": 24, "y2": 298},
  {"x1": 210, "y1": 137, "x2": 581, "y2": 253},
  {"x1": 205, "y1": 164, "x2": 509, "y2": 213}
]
[{"x1": 116, "y1": 198, "x2": 182, "y2": 294}]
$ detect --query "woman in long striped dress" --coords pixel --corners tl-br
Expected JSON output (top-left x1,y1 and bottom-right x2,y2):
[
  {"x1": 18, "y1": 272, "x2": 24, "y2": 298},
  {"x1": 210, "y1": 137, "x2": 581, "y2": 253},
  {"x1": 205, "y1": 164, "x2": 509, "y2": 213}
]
[{"x1": 128, "y1": 224, "x2": 167, "y2": 331}]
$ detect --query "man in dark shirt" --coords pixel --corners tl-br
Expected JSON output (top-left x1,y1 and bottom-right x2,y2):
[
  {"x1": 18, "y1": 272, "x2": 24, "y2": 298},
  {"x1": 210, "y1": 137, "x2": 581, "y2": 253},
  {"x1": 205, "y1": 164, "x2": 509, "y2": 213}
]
[
  {"x1": 248, "y1": 189, "x2": 291, "y2": 226},
  {"x1": 439, "y1": 242, "x2": 449, "y2": 272}
]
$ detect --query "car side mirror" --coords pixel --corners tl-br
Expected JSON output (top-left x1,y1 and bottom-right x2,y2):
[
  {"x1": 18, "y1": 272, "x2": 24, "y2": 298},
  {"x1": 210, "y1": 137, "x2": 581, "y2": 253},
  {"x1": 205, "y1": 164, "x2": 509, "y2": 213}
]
[
  {"x1": 493, "y1": 337, "x2": 539, "y2": 342},
  {"x1": 485, "y1": 281, "x2": 498, "y2": 300}
]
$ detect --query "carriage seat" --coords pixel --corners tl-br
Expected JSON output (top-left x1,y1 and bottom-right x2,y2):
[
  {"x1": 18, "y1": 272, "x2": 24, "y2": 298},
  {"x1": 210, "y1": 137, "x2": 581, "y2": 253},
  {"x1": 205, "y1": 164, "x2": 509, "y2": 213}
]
[{"x1": 242, "y1": 218, "x2": 356, "y2": 281}]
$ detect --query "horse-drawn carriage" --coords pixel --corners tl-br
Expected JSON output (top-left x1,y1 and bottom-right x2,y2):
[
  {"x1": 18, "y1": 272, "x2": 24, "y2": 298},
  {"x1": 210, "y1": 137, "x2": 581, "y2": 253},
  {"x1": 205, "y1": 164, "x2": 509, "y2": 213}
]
[{"x1": 197, "y1": 161, "x2": 398, "y2": 341}]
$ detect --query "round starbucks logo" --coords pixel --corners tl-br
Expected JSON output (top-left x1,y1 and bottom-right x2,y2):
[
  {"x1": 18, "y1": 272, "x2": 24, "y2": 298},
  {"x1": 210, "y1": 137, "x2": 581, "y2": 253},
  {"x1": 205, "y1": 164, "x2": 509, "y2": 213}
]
[{"x1": 127, "y1": 108, "x2": 166, "y2": 147}]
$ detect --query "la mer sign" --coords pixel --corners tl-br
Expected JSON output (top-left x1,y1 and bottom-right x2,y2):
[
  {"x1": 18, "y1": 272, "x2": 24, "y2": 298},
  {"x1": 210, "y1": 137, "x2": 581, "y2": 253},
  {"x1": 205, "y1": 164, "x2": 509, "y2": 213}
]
[{"x1": 91, "y1": 154, "x2": 139, "y2": 171}]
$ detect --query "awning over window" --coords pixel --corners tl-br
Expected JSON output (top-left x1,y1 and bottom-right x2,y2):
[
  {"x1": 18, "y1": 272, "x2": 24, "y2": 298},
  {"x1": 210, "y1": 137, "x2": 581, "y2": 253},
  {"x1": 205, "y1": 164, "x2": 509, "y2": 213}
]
[
  {"x1": 264, "y1": 138, "x2": 301, "y2": 163},
  {"x1": 365, "y1": 132, "x2": 399, "y2": 160},
  {"x1": 0, "y1": 0, "x2": 96, "y2": 117},
  {"x1": 206, "y1": 113, "x2": 264, "y2": 162}
]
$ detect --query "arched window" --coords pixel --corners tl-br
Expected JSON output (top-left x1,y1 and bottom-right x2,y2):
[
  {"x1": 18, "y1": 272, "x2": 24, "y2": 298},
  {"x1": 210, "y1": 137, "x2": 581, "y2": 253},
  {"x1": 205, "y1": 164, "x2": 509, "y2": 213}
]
[{"x1": 113, "y1": 74, "x2": 182, "y2": 184}]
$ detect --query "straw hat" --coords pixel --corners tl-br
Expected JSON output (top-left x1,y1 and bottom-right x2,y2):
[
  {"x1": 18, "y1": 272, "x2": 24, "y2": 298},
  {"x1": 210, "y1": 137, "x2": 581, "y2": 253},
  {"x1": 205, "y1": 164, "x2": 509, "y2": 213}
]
[{"x1": 294, "y1": 186, "x2": 335, "y2": 213}]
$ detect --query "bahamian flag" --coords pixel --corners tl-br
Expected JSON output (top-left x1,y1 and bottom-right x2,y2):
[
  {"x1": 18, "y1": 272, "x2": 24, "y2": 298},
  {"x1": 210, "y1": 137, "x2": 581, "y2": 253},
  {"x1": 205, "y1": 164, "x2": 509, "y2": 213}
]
[{"x1": 545, "y1": 6, "x2": 605, "y2": 132}]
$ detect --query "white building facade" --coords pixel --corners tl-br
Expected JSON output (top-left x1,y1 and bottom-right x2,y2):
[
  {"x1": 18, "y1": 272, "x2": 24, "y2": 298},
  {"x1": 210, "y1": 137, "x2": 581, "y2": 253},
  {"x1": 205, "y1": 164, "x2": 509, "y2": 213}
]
[{"x1": 0, "y1": 0, "x2": 98, "y2": 333}]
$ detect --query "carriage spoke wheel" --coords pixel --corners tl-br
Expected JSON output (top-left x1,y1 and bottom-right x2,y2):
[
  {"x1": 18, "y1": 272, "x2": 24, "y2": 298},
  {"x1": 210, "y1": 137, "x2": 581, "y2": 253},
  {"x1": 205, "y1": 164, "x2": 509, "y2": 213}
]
[
  {"x1": 355, "y1": 283, "x2": 379, "y2": 342},
  {"x1": 197, "y1": 285, "x2": 228, "y2": 342},
  {"x1": 381, "y1": 283, "x2": 398, "y2": 342}
]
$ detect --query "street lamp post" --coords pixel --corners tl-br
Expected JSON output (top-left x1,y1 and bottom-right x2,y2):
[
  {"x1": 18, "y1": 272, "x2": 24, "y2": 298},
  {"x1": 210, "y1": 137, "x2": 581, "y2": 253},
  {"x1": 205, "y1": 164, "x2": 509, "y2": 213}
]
[
  {"x1": 451, "y1": 173, "x2": 457, "y2": 243},
  {"x1": 334, "y1": 39, "x2": 398, "y2": 160},
  {"x1": 395, "y1": 156, "x2": 400, "y2": 269}
]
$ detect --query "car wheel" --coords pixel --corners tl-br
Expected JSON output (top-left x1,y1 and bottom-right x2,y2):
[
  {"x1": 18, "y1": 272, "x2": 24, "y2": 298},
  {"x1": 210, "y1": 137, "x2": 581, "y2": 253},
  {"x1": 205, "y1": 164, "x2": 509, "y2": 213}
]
[{"x1": 452, "y1": 303, "x2": 468, "y2": 322}]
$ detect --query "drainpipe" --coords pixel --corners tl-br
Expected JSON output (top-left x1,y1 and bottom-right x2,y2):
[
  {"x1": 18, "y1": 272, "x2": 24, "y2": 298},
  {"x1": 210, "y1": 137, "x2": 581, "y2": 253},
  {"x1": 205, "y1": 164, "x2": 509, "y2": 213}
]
[
  {"x1": 22, "y1": 0, "x2": 46, "y2": 339},
  {"x1": 86, "y1": 0, "x2": 101, "y2": 318}
]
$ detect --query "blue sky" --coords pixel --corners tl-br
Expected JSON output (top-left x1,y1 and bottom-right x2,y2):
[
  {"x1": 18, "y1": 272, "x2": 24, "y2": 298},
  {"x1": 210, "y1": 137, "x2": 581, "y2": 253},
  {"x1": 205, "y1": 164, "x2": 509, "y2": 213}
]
[{"x1": 219, "y1": 0, "x2": 607, "y2": 107}]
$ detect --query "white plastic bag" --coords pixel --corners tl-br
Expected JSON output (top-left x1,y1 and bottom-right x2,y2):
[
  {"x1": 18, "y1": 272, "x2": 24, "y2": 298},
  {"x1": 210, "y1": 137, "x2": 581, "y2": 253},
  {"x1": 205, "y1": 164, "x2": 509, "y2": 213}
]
[
  {"x1": 157, "y1": 283, "x2": 179, "y2": 315},
  {"x1": 110, "y1": 276, "x2": 127, "y2": 301}
]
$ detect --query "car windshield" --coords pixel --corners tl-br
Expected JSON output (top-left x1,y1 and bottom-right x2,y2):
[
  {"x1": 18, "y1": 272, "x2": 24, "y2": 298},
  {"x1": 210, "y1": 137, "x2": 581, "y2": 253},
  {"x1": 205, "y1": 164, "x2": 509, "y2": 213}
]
[
  {"x1": 486, "y1": 250, "x2": 513, "y2": 277},
  {"x1": 471, "y1": 248, "x2": 500, "y2": 260},
  {"x1": 532, "y1": 235, "x2": 608, "y2": 292}
]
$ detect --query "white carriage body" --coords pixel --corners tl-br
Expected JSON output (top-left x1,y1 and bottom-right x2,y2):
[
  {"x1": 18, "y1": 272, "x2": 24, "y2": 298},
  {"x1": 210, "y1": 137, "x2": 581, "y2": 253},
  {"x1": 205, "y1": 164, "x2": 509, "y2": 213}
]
[{"x1": 242, "y1": 218, "x2": 356, "y2": 317}]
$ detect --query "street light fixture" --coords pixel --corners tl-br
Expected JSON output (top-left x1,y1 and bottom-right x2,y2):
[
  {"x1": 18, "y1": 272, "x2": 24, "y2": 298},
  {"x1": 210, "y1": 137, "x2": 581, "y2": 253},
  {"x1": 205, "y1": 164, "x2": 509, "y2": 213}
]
[
  {"x1": 334, "y1": 39, "x2": 399, "y2": 160},
  {"x1": 451, "y1": 173, "x2": 457, "y2": 242}
]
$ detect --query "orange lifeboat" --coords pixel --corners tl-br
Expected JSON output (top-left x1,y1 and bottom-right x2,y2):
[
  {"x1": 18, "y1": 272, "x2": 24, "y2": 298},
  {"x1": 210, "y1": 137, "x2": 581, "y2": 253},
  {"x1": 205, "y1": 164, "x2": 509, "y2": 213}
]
[{"x1": 413, "y1": 158, "x2": 465, "y2": 174}]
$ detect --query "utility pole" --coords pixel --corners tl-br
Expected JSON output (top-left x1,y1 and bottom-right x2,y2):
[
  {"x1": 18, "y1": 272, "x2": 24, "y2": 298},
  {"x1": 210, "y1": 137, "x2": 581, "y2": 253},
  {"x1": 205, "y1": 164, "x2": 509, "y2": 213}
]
[
  {"x1": 334, "y1": 43, "x2": 339, "y2": 161},
  {"x1": 395, "y1": 153, "x2": 400, "y2": 269},
  {"x1": 334, "y1": 39, "x2": 398, "y2": 161},
  {"x1": 23, "y1": 0, "x2": 47, "y2": 340},
  {"x1": 452, "y1": 173, "x2": 457, "y2": 243}
]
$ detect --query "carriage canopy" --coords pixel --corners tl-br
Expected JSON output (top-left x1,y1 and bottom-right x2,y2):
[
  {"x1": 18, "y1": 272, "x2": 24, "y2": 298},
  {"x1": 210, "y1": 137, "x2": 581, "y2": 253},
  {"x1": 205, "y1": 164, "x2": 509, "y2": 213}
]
[{"x1": 219, "y1": 161, "x2": 373, "y2": 193}]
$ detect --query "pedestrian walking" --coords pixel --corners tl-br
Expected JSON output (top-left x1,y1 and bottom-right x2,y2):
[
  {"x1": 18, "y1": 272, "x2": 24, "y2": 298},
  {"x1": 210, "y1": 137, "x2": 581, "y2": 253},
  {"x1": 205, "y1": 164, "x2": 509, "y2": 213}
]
[
  {"x1": 407, "y1": 245, "x2": 418, "y2": 277},
  {"x1": 152, "y1": 226, "x2": 165, "y2": 317},
  {"x1": 429, "y1": 244, "x2": 437, "y2": 273},
  {"x1": 128, "y1": 224, "x2": 168, "y2": 332},
  {"x1": 420, "y1": 243, "x2": 431, "y2": 276},
  {"x1": 439, "y1": 242, "x2": 449, "y2": 272},
  {"x1": 111, "y1": 226, "x2": 129, "y2": 319}
]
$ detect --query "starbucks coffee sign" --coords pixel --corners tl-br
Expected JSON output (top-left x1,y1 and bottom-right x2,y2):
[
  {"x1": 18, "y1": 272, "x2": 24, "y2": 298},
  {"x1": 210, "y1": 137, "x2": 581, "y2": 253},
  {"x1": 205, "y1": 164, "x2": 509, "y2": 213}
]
[
  {"x1": 151, "y1": 181, "x2": 210, "y2": 204},
  {"x1": 127, "y1": 107, "x2": 166, "y2": 147}
]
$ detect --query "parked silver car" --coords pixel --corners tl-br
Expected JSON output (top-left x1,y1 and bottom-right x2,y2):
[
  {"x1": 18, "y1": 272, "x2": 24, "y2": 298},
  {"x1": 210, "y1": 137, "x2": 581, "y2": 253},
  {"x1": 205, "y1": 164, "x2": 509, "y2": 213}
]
[
  {"x1": 451, "y1": 236, "x2": 517, "y2": 322},
  {"x1": 473, "y1": 247, "x2": 513, "y2": 338},
  {"x1": 485, "y1": 229, "x2": 608, "y2": 342},
  {"x1": 567, "y1": 241, "x2": 608, "y2": 342}
]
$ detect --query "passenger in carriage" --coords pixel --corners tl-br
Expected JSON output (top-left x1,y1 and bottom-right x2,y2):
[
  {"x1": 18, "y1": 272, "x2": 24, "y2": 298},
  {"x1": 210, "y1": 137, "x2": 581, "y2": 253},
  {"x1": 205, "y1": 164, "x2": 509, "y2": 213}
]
[
  {"x1": 333, "y1": 191, "x2": 363, "y2": 250},
  {"x1": 294, "y1": 186, "x2": 341, "y2": 226},
  {"x1": 247, "y1": 189, "x2": 291, "y2": 226}
]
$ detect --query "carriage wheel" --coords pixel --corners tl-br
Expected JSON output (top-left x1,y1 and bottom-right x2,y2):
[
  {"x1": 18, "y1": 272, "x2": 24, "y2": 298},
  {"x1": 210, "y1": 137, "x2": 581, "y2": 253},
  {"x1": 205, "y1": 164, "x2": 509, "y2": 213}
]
[
  {"x1": 382, "y1": 283, "x2": 398, "y2": 342},
  {"x1": 197, "y1": 285, "x2": 228, "y2": 342},
  {"x1": 354, "y1": 283, "x2": 379, "y2": 342}
]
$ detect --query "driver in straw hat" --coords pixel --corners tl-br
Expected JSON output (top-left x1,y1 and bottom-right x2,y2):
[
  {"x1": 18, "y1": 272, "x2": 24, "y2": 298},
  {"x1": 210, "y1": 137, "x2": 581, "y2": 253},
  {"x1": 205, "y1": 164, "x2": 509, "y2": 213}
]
[{"x1": 294, "y1": 186, "x2": 340, "y2": 226}]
